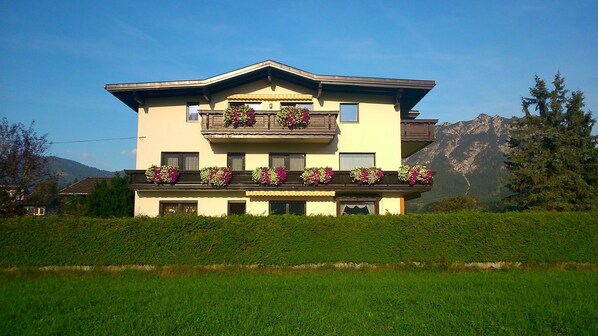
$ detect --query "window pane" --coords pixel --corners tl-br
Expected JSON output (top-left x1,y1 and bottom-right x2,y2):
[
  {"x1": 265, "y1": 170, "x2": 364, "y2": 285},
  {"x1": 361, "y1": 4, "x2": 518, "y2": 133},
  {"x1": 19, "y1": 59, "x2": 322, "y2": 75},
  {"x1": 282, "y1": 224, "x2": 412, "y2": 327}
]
[
  {"x1": 228, "y1": 153, "x2": 245, "y2": 171},
  {"x1": 182, "y1": 203, "x2": 197, "y2": 214},
  {"x1": 187, "y1": 104, "x2": 199, "y2": 121},
  {"x1": 228, "y1": 202, "x2": 246, "y2": 215},
  {"x1": 183, "y1": 153, "x2": 199, "y2": 170},
  {"x1": 288, "y1": 202, "x2": 306, "y2": 215},
  {"x1": 269, "y1": 202, "x2": 286, "y2": 215},
  {"x1": 282, "y1": 102, "x2": 313, "y2": 111},
  {"x1": 289, "y1": 154, "x2": 305, "y2": 171},
  {"x1": 231, "y1": 102, "x2": 261, "y2": 110},
  {"x1": 270, "y1": 155, "x2": 286, "y2": 168},
  {"x1": 162, "y1": 203, "x2": 178, "y2": 216},
  {"x1": 339, "y1": 154, "x2": 375, "y2": 170},
  {"x1": 163, "y1": 153, "x2": 180, "y2": 168},
  {"x1": 340, "y1": 104, "x2": 358, "y2": 122}
]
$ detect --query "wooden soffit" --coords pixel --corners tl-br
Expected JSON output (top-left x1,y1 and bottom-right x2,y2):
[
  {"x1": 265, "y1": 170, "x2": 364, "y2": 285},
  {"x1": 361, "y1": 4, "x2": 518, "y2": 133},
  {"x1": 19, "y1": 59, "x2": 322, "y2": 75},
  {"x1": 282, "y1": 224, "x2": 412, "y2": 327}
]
[{"x1": 227, "y1": 94, "x2": 313, "y2": 101}]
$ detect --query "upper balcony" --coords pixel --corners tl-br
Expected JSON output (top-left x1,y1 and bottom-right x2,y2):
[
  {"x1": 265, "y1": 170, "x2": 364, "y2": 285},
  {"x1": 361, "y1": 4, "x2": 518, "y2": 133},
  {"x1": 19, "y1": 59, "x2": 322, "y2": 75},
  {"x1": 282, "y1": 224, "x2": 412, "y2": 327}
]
[
  {"x1": 401, "y1": 119, "x2": 437, "y2": 158},
  {"x1": 199, "y1": 110, "x2": 339, "y2": 143}
]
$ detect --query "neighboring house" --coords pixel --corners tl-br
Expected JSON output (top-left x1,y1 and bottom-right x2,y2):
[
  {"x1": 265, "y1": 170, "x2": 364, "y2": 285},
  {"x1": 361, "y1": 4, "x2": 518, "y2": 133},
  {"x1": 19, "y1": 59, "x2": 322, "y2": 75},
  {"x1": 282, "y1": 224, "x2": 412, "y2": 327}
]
[
  {"x1": 105, "y1": 60, "x2": 437, "y2": 216},
  {"x1": 59, "y1": 177, "x2": 112, "y2": 215}
]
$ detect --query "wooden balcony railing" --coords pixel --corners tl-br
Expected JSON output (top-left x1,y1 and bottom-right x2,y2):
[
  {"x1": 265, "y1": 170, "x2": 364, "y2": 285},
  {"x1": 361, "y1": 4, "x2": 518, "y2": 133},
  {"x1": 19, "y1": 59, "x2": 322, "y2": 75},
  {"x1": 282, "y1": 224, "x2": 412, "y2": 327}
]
[
  {"x1": 401, "y1": 119, "x2": 437, "y2": 157},
  {"x1": 126, "y1": 170, "x2": 432, "y2": 194},
  {"x1": 199, "y1": 110, "x2": 339, "y2": 143}
]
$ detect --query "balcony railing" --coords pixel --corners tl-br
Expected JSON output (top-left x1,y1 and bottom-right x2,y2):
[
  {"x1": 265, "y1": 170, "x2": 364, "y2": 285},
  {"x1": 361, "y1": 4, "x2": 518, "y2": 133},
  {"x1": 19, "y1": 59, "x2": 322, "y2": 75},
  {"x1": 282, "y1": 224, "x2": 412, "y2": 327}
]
[
  {"x1": 401, "y1": 119, "x2": 437, "y2": 157},
  {"x1": 126, "y1": 170, "x2": 432, "y2": 196},
  {"x1": 199, "y1": 110, "x2": 339, "y2": 143}
]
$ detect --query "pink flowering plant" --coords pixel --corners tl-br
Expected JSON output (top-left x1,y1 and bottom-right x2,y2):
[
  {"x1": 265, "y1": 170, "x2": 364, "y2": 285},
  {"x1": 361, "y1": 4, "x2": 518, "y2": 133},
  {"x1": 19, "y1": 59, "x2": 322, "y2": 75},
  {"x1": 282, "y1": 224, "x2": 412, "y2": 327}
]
[
  {"x1": 200, "y1": 167, "x2": 233, "y2": 187},
  {"x1": 301, "y1": 167, "x2": 334, "y2": 185},
  {"x1": 252, "y1": 167, "x2": 287, "y2": 186},
  {"x1": 276, "y1": 106, "x2": 310, "y2": 129},
  {"x1": 349, "y1": 167, "x2": 384, "y2": 185},
  {"x1": 223, "y1": 105, "x2": 256, "y2": 128},
  {"x1": 145, "y1": 165, "x2": 179, "y2": 184},
  {"x1": 398, "y1": 164, "x2": 433, "y2": 186}
]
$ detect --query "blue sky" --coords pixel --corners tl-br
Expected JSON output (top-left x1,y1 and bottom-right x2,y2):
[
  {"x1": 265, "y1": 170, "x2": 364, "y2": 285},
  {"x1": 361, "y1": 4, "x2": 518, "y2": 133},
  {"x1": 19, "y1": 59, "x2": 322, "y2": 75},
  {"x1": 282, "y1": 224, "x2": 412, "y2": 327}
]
[{"x1": 1, "y1": 0, "x2": 596, "y2": 171}]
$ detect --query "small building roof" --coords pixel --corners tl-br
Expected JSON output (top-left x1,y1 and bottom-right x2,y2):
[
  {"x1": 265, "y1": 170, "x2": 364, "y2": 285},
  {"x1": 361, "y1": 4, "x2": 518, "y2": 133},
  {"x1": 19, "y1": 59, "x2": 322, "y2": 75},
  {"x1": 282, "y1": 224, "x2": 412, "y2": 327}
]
[{"x1": 59, "y1": 177, "x2": 112, "y2": 196}]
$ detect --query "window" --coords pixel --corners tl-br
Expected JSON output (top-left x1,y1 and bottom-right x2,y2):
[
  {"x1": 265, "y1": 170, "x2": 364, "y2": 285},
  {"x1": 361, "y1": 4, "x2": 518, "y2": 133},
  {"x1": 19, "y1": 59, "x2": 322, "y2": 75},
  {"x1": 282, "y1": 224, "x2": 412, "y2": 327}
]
[
  {"x1": 228, "y1": 201, "x2": 246, "y2": 215},
  {"x1": 269, "y1": 153, "x2": 305, "y2": 171},
  {"x1": 269, "y1": 201, "x2": 306, "y2": 215},
  {"x1": 227, "y1": 153, "x2": 245, "y2": 171},
  {"x1": 339, "y1": 153, "x2": 375, "y2": 170},
  {"x1": 230, "y1": 102, "x2": 261, "y2": 110},
  {"x1": 187, "y1": 103, "x2": 199, "y2": 121},
  {"x1": 337, "y1": 198, "x2": 379, "y2": 215},
  {"x1": 340, "y1": 103, "x2": 358, "y2": 122},
  {"x1": 161, "y1": 152, "x2": 199, "y2": 170},
  {"x1": 281, "y1": 102, "x2": 313, "y2": 110},
  {"x1": 160, "y1": 202, "x2": 197, "y2": 216}
]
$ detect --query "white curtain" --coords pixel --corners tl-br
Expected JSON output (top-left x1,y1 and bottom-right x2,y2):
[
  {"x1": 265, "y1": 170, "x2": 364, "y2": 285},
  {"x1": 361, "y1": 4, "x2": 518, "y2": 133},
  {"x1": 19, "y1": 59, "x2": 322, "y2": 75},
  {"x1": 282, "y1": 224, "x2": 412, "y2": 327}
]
[
  {"x1": 341, "y1": 202, "x2": 375, "y2": 215},
  {"x1": 184, "y1": 154, "x2": 199, "y2": 170}
]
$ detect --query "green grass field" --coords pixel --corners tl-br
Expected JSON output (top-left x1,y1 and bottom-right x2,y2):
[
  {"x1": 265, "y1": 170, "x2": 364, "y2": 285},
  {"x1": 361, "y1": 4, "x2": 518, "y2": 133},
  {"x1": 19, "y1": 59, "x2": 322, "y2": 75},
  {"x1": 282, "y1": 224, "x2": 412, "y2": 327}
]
[{"x1": 1, "y1": 269, "x2": 596, "y2": 335}]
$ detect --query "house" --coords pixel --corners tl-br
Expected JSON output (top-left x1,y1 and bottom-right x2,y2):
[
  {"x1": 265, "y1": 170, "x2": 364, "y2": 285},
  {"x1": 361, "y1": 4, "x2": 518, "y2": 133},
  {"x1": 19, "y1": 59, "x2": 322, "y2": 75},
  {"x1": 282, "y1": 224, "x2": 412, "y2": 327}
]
[
  {"x1": 105, "y1": 60, "x2": 437, "y2": 216},
  {"x1": 59, "y1": 177, "x2": 112, "y2": 215}
]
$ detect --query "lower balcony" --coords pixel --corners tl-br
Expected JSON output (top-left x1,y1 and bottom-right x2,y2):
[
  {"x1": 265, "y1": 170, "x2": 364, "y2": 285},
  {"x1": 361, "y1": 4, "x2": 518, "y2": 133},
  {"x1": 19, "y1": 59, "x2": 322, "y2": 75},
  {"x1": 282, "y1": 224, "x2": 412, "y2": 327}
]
[
  {"x1": 199, "y1": 110, "x2": 338, "y2": 143},
  {"x1": 126, "y1": 170, "x2": 432, "y2": 200}
]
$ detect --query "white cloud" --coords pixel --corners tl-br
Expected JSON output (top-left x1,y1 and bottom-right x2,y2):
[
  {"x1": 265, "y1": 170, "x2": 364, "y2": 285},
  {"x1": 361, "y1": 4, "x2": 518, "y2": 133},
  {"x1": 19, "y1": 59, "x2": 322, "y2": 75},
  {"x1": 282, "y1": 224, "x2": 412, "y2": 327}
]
[
  {"x1": 81, "y1": 152, "x2": 90, "y2": 159},
  {"x1": 120, "y1": 148, "x2": 137, "y2": 156}
]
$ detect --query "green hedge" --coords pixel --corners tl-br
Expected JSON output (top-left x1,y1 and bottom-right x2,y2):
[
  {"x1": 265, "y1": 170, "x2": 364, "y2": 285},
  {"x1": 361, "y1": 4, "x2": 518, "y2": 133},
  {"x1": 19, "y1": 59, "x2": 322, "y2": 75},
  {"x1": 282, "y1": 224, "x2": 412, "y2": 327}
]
[{"x1": 1, "y1": 212, "x2": 597, "y2": 266}]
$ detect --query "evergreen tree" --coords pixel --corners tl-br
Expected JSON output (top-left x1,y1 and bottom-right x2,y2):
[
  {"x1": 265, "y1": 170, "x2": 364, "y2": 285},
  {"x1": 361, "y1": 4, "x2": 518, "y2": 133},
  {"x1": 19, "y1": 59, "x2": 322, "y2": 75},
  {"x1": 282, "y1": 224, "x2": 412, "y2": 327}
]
[
  {"x1": 85, "y1": 174, "x2": 134, "y2": 217},
  {"x1": 505, "y1": 73, "x2": 597, "y2": 210}
]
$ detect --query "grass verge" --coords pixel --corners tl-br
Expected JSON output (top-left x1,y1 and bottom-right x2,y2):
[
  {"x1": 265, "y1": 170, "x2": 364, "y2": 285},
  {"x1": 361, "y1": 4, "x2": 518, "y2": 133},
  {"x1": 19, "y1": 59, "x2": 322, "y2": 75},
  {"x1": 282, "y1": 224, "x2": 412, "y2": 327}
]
[{"x1": 1, "y1": 269, "x2": 596, "y2": 335}]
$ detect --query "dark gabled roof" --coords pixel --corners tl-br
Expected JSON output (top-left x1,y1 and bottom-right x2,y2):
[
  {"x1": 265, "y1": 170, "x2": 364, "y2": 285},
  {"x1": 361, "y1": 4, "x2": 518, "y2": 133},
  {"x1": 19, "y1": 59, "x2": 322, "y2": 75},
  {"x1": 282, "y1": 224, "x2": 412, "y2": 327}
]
[
  {"x1": 105, "y1": 60, "x2": 436, "y2": 115},
  {"x1": 59, "y1": 177, "x2": 112, "y2": 196}
]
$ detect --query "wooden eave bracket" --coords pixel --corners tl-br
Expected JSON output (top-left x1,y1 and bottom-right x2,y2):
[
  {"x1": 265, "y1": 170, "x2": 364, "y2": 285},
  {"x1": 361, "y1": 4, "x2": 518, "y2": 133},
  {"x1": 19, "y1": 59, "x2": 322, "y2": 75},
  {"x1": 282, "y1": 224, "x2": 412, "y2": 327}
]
[
  {"x1": 133, "y1": 92, "x2": 144, "y2": 107},
  {"x1": 203, "y1": 88, "x2": 211, "y2": 102},
  {"x1": 267, "y1": 68, "x2": 272, "y2": 84},
  {"x1": 394, "y1": 89, "x2": 403, "y2": 109},
  {"x1": 316, "y1": 82, "x2": 323, "y2": 99}
]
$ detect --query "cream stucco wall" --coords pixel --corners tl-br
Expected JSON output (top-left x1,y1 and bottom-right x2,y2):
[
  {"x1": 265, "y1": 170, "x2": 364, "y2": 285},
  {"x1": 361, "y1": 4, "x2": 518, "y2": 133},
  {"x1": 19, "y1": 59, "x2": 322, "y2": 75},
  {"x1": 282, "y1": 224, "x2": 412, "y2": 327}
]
[{"x1": 133, "y1": 77, "x2": 406, "y2": 217}]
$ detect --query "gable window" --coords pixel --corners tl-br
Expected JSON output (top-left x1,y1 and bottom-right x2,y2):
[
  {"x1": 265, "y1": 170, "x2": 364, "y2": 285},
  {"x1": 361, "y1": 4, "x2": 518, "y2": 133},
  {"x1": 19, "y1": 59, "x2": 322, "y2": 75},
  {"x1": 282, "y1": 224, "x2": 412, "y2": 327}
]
[
  {"x1": 161, "y1": 152, "x2": 199, "y2": 170},
  {"x1": 340, "y1": 103, "x2": 358, "y2": 122},
  {"x1": 227, "y1": 153, "x2": 246, "y2": 171},
  {"x1": 281, "y1": 102, "x2": 313, "y2": 110},
  {"x1": 339, "y1": 153, "x2": 375, "y2": 170},
  {"x1": 337, "y1": 198, "x2": 379, "y2": 215},
  {"x1": 228, "y1": 201, "x2": 246, "y2": 215},
  {"x1": 269, "y1": 201, "x2": 306, "y2": 215},
  {"x1": 160, "y1": 201, "x2": 198, "y2": 216},
  {"x1": 269, "y1": 153, "x2": 305, "y2": 171},
  {"x1": 230, "y1": 102, "x2": 261, "y2": 110},
  {"x1": 187, "y1": 103, "x2": 199, "y2": 121}
]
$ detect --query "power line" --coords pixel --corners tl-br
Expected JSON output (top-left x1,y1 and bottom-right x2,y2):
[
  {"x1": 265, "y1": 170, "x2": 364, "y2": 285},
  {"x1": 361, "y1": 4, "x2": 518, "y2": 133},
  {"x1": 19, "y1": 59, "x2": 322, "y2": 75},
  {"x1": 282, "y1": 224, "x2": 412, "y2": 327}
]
[{"x1": 50, "y1": 136, "x2": 145, "y2": 145}]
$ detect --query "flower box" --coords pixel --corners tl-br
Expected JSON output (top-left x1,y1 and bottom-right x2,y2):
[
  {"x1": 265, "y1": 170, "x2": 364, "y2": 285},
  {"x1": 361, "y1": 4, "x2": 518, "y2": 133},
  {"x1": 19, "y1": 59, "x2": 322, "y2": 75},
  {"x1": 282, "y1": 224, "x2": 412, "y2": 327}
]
[
  {"x1": 398, "y1": 164, "x2": 433, "y2": 185},
  {"x1": 276, "y1": 106, "x2": 310, "y2": 129},
  {"x1": 301, "y1": 167, "x2": 334, "y2": 185},
  {"x1": 145, "y1": 165, "x2": 179, "y2": 184},
  {"x1": 252, "y1": 167, "x2": 287, "y2": 186},
  {"x1": 200, "y1": 167, "x2": 233, "y2": 187},
  {"x1": 223, "y1": 105, "x2": 256, "y2": 128},
  {"x1": 349, "y1": 167, "x2": 384, "y2": 185}
]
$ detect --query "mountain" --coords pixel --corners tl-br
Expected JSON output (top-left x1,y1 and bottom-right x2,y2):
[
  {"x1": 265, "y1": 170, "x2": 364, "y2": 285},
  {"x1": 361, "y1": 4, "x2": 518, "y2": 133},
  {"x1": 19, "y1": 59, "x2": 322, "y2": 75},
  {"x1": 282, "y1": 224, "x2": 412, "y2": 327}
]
[
  {"x1": 48, "y1": 156, "x2": 115, "y2": 187},
  {"x1": 405, "y1": 114, "x2": 512, "y2": 212}
]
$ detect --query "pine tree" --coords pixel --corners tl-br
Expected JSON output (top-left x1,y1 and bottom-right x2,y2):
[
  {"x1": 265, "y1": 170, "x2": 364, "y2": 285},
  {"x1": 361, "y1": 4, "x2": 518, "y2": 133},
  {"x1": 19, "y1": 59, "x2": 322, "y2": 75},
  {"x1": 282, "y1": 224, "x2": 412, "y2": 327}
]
[{"x1": 505, "y1": 73, "x2": 597, "y2": 210}]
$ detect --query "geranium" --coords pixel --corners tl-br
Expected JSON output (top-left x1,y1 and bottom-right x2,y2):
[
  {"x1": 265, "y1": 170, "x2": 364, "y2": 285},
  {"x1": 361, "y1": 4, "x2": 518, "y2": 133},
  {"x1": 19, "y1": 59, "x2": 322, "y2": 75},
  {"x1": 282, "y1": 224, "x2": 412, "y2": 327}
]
[
  {"x1": 200, "y1": 167, "x2": 233, "y2": 187},
  {"x1": 301, "y1": 167, "x2": 334, "y2": 185},
  {"x1": 398, "y1": 164, "x2": 433, "y2": 186},
  {"x1": 276, "y1": 106, "x2": 310, "y2": 129},
  {"x1": 223, "y1": 105, "x2": 256, "y2": 128},
  {"x1": 252, "y1": 166, "x2": 287, "y2": 186},
  {"x1": 145, "y1": 165, "x2": 179, "y2": 184},
  {"x1": 349, "y1": 167, "x2": 384, "y2": 185}
]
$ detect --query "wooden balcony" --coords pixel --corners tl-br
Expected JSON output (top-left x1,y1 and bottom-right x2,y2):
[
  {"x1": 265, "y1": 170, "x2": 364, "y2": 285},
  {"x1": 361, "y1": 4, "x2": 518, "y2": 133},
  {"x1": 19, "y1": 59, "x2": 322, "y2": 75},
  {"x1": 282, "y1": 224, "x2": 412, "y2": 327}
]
[
  {"x1": 126, "y1": 170, "x2": 432, "y2": 199},
  {"x1": 401, "y1": 119, "x2": 437, "y2": 158},
  {"x1": 199, "y1": 110, "x2": 339, "y2": 143}
]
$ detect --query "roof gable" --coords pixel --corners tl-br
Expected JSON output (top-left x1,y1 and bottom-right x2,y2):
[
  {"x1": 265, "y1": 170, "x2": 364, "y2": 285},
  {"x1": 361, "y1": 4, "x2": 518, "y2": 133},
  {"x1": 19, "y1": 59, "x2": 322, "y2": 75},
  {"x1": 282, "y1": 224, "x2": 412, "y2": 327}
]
[{"x1": 105, "y1": 60, "x2": 436, "y2": 114}]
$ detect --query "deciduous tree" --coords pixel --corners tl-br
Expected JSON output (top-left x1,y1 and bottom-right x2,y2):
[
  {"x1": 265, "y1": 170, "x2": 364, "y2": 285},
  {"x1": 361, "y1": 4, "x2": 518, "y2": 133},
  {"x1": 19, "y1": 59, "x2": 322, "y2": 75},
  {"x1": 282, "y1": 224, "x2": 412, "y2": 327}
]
[{"x1": 0, "y1": 118, "x2": 49, "y2": 216}]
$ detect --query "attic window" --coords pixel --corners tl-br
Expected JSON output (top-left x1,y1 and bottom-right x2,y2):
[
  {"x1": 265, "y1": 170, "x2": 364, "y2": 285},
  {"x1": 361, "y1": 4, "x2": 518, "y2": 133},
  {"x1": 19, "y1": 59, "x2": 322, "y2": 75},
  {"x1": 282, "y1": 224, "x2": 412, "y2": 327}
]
[{"x1": 230, "y1": 102, "x2": 261, "y2": 110}]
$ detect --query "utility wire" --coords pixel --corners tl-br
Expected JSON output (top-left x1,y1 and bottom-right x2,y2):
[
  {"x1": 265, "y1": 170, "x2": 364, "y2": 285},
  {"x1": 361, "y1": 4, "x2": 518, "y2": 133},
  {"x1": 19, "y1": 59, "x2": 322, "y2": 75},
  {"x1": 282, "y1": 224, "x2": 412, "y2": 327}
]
[{"x1": 50, "y1": 136, "x2": 145, "y2": 145}]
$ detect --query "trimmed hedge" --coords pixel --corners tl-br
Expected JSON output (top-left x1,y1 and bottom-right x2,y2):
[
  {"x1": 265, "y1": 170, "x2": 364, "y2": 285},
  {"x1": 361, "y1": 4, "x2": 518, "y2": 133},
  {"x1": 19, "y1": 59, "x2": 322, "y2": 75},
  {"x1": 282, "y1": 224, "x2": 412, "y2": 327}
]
[{"x1": 1, "y1": 212, "x2": 597, "y2": 266}]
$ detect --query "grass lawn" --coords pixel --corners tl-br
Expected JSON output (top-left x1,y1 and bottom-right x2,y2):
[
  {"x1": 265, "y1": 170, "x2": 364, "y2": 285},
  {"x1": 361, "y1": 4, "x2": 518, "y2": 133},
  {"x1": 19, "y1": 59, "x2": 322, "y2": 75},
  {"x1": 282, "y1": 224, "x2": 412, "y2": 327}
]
[{"x1": 1, "y1": 269, "x2": 596, "y2": 335}]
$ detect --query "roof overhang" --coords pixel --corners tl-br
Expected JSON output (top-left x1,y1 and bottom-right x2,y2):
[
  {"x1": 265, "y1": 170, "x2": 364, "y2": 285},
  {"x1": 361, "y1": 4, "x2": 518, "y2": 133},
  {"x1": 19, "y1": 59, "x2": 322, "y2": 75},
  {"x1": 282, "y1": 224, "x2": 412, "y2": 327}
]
[{"x1": 105, "y1": 60, "x2": 436, "y2": 114}]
